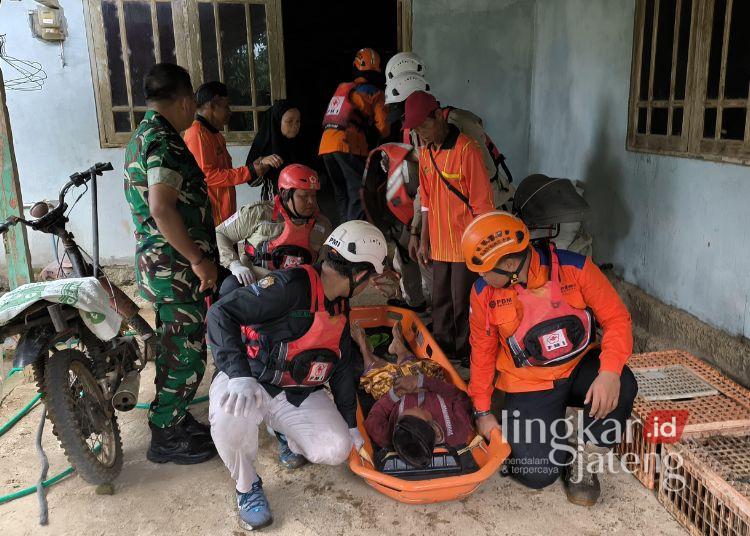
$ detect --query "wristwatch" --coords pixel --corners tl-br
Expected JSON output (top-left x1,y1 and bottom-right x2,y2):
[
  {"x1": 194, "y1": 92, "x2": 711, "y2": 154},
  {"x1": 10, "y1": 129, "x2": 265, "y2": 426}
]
[{"x1": 472, "y1": 409, "x2": 492, "y2": 420}]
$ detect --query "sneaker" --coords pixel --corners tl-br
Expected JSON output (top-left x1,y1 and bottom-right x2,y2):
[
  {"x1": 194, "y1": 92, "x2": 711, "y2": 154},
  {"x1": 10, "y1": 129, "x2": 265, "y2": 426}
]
[
  {"x1": 237, "y1": 478, "x2": 273, "y2": 530},
  {"x1": 563, "y1": 442, "x2": 609, "y2": 506},
  {"x1": 276, "y1": 432, "x2": 308, "y2": 470}
]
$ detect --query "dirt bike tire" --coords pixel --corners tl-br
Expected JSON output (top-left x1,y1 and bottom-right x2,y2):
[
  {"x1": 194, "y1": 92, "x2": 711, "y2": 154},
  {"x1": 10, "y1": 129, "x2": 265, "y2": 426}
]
[{"x1": 44, "y1": 348, "x2": 123, "y2": 484}]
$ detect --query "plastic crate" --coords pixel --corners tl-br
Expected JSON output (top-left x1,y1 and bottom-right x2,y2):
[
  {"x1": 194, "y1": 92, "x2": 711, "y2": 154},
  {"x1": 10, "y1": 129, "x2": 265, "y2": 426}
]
[
  {"x1": 659, "y1": 433, "x2": 750, "y2": 536},
  {"x1": 618, "y1": 351, "x2": 750, "y2": 490}
]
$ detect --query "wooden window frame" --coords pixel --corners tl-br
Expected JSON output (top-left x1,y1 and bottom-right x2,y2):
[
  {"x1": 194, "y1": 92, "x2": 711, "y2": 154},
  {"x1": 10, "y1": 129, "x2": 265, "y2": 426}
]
[
  {"x1": 83, "y1": 0, "x2": 285, "y2": 148},
  {"x1": 627, "y1": 0, "x2": 750, "y2": 166}
]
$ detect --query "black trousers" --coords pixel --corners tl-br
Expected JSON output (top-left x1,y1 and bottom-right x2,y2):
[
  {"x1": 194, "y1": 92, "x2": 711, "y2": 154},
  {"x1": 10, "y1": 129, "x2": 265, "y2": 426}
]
[
  {"x1": 218, "y1": 274, "x2": 242, "y2": 299},
  {"x1": 431, "y1": 261, "x2": 477, "y2": 361},
  {"x1": 494, "y1": 350, "x2": 638, "y2": 489},
  {"x1": 321, "y1": 152, "x2": 366, "y2": 222}
]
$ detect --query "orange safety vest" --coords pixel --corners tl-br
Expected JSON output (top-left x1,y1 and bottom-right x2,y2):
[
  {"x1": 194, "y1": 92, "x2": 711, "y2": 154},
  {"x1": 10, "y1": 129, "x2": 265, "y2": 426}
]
[
  {"x1": 241, "y1": 265, "x2": 347, "y2": 388},
  {"x1": 244, "y1": 197, "x2": 319, "y2": 271}
]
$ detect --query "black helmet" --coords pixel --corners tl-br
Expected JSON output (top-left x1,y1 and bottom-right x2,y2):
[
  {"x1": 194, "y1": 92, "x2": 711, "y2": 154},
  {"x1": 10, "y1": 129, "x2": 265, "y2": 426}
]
[{"x1": 513, "y1": 174, "x2": 590, "y2": 227}]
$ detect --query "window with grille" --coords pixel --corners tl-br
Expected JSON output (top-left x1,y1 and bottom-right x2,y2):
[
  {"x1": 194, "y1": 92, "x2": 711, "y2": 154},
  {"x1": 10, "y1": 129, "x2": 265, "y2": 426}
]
[
  {"x1": 84, "y1": 0, "x2": 284, "y2": 148},
  {"x1": 628, "y1": 0, "x2": 750, "y2": 165}
]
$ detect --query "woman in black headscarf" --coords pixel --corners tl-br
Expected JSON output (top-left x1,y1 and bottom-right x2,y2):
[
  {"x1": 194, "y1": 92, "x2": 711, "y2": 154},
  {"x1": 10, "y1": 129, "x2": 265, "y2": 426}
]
[{"x1": 246, "y1": 99, "x2": 302, "y2": 200}]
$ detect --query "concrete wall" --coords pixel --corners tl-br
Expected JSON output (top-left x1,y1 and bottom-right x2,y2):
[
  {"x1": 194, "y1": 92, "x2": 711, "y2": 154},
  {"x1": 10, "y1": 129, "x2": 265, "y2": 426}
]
[
  {"x1": 527, "y1": 0, "x2": 750, "y2": 341},
  {"x1": 0, "y1": 0, "x2": 254, "y2": 268},
  {"x1": 412, "y1": 0, "x2": 535, "y2": 180}
]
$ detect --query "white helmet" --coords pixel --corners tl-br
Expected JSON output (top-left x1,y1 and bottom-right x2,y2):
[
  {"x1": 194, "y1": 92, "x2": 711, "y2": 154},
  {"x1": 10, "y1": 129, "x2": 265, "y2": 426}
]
[
  {"x1": 324, "y1": 220, "x2": 387, "y2": 274},
  {"x1": 385, "y1": 52, "x2": 426, "y2": 81},
  {"x1": 385, "y1": 71, "x2": 430, "y2": 104}
]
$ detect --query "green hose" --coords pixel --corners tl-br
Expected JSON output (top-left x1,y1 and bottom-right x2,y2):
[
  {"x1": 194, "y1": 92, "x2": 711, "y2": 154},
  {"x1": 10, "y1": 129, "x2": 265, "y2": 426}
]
[
  {"x1": 133, "y1": 394, "x2": 209, "y2": 410},
  {"x1": 0, "y1": 394, "x2": 41, "y2": 438},
  {"x1": 0, "y1": 388, "x2": 209, "y2": 506},
  {"x1": 0, "y1": 466, "x2": 74, "y2": 506}
]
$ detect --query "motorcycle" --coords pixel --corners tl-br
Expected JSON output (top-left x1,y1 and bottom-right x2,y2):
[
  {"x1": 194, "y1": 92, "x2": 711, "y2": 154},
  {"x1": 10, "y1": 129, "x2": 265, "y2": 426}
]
[{"x1": 0, "y1": 162, "x2": 155, "y2": 485}]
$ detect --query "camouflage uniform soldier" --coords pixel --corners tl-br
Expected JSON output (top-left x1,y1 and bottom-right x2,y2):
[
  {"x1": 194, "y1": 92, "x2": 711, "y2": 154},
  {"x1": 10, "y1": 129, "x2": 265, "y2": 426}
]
[{"x1": 124, "y1": 63, "x2": 217, "y2": 464}]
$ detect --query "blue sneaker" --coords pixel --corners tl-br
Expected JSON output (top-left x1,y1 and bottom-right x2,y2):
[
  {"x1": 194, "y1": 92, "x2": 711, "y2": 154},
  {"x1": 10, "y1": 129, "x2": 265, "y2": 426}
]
[
  {"x1": 237, "y1": 478, "x2": 273, "y2": 530},
  {"x1": 276, "y1": 432, "x2": 308, "y2": 470}
]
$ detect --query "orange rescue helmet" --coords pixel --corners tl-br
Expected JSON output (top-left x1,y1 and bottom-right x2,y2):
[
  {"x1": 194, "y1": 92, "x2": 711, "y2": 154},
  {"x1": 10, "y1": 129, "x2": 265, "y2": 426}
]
[
  {"x1": 278, "y1": 164, "x2": 321, "y2": 191},
  {"x1": 354, "y1": 48, "x2": 381, "y2": 72},
  {"x1": 461, "y1": 211, "x2": 530, "y2": 273}
]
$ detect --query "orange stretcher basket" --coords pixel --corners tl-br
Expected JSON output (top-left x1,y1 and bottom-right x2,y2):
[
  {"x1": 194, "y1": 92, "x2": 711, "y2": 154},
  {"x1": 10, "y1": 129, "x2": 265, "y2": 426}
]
[{"x1": 348, "y1": 306, "x2": 511, "y2": 504}]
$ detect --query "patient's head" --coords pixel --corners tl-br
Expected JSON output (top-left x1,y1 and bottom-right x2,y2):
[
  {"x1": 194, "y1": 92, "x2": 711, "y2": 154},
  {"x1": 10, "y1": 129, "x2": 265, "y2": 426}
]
[{"x1": 392, "y1": 411, "x2": 442, "y2": 468}]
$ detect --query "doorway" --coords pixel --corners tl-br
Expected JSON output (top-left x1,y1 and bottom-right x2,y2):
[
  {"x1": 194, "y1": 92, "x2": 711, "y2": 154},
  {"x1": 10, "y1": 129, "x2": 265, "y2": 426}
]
[{"x1": 281, "y1": 0, "x2": 401, "y2": 225}]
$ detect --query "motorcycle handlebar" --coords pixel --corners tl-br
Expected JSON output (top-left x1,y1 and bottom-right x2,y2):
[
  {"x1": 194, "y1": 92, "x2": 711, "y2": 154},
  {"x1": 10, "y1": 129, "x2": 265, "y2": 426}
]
[
  {"x1": 69, "y1": 162, "x2": 113, "y2": 186},
  {"x1": 0, "y1": 217, "x2": 18, "y2": 235},
  {"x1": 0, "y1": 162, "x2": 113, "y2": 235}
]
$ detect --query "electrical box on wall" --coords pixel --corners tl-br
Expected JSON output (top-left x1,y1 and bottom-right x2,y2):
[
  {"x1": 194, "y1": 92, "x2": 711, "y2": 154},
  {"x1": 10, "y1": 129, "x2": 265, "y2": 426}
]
[{"x1": 31, "y1": 6, "x2": 66, "y2": 42}]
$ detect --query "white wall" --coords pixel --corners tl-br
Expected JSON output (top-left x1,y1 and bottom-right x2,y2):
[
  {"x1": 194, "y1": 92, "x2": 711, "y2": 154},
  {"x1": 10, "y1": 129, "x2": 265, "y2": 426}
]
[
  {"x1": 527, "y1": 0, "x2": 750, "y2": 339},
  {"x1": 413, "y1": 0, "x2": 750, "y2": 339},
  {"x1": 0, "y1": 0, "x2": 253, "y2": 267},
  {"x1": 412, "y1": 0, "x2": 535, "y2": 180}
]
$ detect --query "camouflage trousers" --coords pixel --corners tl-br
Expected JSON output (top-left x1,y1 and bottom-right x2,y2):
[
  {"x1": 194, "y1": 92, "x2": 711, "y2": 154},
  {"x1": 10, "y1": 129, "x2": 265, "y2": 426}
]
[{"x1": 148, "y1": 301, "x2": 207, "y2": 428}]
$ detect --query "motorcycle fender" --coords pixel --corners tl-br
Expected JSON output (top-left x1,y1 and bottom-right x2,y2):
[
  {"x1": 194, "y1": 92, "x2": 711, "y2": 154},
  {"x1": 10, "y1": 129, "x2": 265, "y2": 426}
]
[
  {"x1": 12, "y1": 325, "x2": 56, "y2": 369},
  {"x1": 97, "y1": 276, "x2": 140, "y2": 320}
]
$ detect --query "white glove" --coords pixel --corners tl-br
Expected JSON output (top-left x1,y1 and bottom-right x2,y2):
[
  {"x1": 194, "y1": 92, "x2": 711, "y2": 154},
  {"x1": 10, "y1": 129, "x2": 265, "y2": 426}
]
[
  {"x1": 349, "y1": 427, "x2": 364, "y2": 451},
  {"x1": 220, "y1": 377, "x2": 263, "y2": 418},
  {"x1": 229, "y1": 260, "x2": 255, "y2": 286}
]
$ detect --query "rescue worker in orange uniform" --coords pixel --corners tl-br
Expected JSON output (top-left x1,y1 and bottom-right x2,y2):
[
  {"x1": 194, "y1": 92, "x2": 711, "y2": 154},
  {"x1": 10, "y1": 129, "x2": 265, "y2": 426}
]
[
  {"x1": 404, "y1": 90, "x2": 495, "y2": 368},
  {"x1": 462, "y1": 211, "x2": 638, "y2": 506},
  {"x1": 319, "y1": 48, "x2": 390, "y2": 222},
  {"x1": 215, "y1": 164, "x2": 332, "y2": 298},
  {"x1": 184, "y1": 82, "x2": 270, "y2": 225}
]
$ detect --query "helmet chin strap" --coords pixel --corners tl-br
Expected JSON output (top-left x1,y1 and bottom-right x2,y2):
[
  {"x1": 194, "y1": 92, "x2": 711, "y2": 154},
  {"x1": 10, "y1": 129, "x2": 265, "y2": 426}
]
[
  {"x1": 280, "y1": 189, "x2": 309, "y2": 221},
  {"x1": 346, "y1": 266, "x2": 374, "y2": 299},
  {"x1": 491, "y1": 248, "x2": 529, "y2": 288}
]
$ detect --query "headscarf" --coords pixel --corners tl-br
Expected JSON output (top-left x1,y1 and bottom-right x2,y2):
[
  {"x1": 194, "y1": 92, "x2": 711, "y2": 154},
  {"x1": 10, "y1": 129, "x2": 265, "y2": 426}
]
[{"x1": 246, "y1": 99, "x2": 302, "y2": 200}]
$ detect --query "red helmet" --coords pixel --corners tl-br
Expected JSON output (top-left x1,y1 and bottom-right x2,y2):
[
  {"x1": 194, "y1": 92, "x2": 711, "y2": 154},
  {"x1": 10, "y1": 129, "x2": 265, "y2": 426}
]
[
  {"x1": 354, "y1": 48, "x2": 381, "y2": 72},
  {"x1": 278, "y1": 164, "x2": 321, "y2": 191}
]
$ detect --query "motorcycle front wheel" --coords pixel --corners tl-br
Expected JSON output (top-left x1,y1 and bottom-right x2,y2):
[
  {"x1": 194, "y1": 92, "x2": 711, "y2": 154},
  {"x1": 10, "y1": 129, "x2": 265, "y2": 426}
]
[{"x1": 44, "y1": 348, "x2": 123, "y2": 484}]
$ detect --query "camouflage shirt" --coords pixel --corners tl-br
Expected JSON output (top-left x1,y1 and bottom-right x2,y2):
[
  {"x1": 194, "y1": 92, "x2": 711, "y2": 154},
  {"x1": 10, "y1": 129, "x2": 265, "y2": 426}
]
[{"x1": 124, "y1": 111, "x2": 217, "y2": 303}]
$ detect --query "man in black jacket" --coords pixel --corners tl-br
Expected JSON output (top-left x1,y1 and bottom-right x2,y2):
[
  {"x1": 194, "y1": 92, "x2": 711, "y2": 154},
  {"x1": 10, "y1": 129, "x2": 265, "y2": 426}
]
[{"x1": 206, "y1": 220, "x2": 387, "y2": 531}]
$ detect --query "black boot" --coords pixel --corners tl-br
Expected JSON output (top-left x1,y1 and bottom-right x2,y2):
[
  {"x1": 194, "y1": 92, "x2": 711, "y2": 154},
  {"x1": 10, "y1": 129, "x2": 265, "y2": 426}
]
[
  {"x1": 181, "y1": 412, "x2": 211, "y2": 438},
  {"x1": 147, "y1": 422, "x2": 216, "y2": 465}
]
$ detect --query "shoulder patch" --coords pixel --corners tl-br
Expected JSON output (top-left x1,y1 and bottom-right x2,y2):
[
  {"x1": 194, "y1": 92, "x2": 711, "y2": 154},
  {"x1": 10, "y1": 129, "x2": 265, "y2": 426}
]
[
  {"x1": 555, "y1": 249, "x2": 586, "y2": 270},
  {"x1": 256, "y1": 275, "x2": 276, "y2": 289},
  {"x1": 474, "y1": 277, "x2": 488, "y2": 294},
  {"x1": 355, "y1": 83, "x2": 380, "y2": 96},
  {"x1": 535, "y1": 245, "x2": 551, "y2": 267}
]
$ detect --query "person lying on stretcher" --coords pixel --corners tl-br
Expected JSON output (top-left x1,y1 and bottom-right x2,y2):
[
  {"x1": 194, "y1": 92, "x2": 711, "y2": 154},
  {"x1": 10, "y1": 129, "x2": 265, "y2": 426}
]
[{"x1": 351, "y1": 322, "x2": 474, "y2": 467}]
